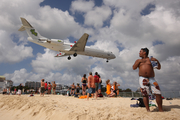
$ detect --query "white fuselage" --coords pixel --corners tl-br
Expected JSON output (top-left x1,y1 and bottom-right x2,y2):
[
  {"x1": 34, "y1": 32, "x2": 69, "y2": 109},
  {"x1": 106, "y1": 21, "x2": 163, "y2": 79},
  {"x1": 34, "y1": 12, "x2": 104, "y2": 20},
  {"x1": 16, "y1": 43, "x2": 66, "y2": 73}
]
[{"x1": 28, "y1": 37, "x2": 116, "y2": 60}]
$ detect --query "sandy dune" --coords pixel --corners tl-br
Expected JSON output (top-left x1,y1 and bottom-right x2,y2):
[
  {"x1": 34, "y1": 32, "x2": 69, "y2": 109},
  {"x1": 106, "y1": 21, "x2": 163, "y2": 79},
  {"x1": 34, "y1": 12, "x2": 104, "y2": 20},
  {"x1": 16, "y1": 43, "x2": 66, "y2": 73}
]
[{"x1": 0, "y1": 94, "x2": 180, "y2": 120}]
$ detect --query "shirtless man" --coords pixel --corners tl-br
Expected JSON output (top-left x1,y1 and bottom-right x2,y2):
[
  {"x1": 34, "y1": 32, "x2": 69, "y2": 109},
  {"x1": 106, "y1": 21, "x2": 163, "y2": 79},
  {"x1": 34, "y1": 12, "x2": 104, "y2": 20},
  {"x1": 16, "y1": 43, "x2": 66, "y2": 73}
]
[
  {"x1": 40, "y1": 79, "x2": 45, "y2": 96},
  {"x1": 87, "y1": 72, "x2": 95, "y2": 100},
  {"x1": 133, "y1": 48, "x2": 163, "y2": 112},
  {"x1": 71, "y1": 83, "x2": 76, "y2": 95}
]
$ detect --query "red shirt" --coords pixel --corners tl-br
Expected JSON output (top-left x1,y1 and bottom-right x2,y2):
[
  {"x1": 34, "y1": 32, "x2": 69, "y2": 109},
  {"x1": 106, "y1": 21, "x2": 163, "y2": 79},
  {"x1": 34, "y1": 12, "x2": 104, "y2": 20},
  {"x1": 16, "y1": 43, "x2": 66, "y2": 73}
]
[
  {"x1": 94, "y1": 75, "x2": 99, "y2": 83},
  {"x1": 45, "y1": 83, "x2": 47, "y2": 89}
]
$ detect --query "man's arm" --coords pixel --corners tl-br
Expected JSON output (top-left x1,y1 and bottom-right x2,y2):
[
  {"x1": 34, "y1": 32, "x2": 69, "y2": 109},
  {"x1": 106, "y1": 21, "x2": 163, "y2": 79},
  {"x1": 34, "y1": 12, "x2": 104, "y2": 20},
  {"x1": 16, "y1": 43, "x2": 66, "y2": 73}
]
[
  {"x1": 99, "y1": 78, "x2": 101, "y2": 83},
  {"x1": 151, "y1": 57, "x2": 161, "y2": 70},
  {"x1": 132, "y1": 59, "x2": 141, "y2": 70},
  {"x1": 88, "y1": 77, "x2": 90, "y2": 88}
]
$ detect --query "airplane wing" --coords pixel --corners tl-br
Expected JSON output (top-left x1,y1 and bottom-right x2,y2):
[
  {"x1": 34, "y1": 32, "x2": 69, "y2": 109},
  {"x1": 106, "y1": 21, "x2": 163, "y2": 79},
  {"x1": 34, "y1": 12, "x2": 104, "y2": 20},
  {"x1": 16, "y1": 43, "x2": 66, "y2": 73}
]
[{"x1": 70, "y1": 33, "x2": 89, "y2": 52}]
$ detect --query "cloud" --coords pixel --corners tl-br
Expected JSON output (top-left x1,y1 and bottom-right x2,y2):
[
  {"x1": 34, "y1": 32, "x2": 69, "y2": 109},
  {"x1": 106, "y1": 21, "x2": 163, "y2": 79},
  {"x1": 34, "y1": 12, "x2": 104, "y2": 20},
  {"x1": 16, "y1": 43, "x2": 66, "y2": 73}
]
[
  {"x1": 0, "y1": 30, "x2": 33, "y2": 63},
  {"x1": 70, "y1": 0, "x2": 95, "y2": 13},
  {"x1": 84, "y1": 5, "x2": 112, "y2": 28},
  {"x1": 1, "y1": 0, "x2": 180, "y2": 93},
  {"x1": 31, "y1": 48, "x2": 95, "y2": 75}
]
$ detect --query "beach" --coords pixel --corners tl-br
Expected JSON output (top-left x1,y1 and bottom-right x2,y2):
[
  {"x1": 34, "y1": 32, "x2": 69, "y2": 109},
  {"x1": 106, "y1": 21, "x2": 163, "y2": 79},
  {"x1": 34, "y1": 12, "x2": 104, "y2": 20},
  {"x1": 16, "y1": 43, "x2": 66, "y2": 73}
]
[{"x1": 0, "y1": 95, "x2": 180, "y2": 120}]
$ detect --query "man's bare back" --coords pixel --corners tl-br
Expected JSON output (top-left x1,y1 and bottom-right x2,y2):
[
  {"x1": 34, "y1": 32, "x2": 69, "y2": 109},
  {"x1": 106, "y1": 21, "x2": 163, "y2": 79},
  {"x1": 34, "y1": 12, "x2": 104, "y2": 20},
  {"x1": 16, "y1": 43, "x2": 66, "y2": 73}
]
[
  {"x1": 41, "y1": 79, "x2": 45, "y2": 87},
  {"x1": 88, "y1": 75, "x2": 95, "y2": 88}
]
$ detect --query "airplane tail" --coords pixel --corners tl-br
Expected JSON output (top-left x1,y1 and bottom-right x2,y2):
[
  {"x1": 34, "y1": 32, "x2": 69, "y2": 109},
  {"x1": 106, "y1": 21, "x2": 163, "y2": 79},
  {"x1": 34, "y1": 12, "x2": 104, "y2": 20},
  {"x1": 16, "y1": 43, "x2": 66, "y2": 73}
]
[{"x1": 19, "y1": 17, "x2": 44, "y2": 40}]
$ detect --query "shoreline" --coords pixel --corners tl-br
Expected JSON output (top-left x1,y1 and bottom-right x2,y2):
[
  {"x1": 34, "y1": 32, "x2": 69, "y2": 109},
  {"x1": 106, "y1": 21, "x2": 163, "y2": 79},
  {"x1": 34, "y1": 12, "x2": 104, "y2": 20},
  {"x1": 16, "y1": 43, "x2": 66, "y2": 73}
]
[{"x1": 0, "y1": 94, "x2": 180, "y2": 120}]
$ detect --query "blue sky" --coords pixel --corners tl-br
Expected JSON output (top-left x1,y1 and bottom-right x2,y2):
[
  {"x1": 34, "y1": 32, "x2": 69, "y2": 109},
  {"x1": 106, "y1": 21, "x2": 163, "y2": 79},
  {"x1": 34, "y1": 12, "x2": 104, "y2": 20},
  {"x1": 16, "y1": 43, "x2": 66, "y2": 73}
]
[{"x1": 1, "y1": 0, "x2": 180, "y2": 92}]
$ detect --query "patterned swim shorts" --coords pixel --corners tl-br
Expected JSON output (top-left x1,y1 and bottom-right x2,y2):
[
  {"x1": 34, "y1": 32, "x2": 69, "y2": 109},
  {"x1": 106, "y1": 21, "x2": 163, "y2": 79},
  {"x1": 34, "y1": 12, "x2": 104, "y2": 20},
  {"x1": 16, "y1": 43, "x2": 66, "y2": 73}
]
[{"x1": 139, "y1": 76, "x2": 161, "y2": 96}]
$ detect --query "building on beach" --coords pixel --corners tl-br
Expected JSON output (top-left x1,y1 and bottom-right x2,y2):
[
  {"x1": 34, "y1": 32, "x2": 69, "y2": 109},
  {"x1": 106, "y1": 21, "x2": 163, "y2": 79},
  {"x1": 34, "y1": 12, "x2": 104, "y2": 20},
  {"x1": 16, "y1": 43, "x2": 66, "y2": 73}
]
[
  {"x1": 25, "y1": 81, "x2": 41, "y2": 91},
  {"x1": 0, "y1": 76, "x2": 13, "y2": 93}
]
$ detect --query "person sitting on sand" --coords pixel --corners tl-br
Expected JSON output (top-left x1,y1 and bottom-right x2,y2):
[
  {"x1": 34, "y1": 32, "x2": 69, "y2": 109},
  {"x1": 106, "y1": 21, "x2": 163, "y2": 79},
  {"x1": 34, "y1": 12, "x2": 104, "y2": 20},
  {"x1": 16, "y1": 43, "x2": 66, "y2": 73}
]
[
  {"x1": 109, "y1": 82, "x2": 120, "y2": 97},
  {"x1": 71, "y1": 83, "x2": 76, "y2": 95},
  {"x1": 81, "y1": 74, "x2": 87, "y2": 96},
  {"x1": 29, "y1": 90, "x2": 34, "y2": 97},
  {"x1": 2, "y1": 88, "x2": 7, "y2": 95},
  {"x1": 40, "y1": 79, "x2": 45, "y2": 96},
  {"x1": 67, "y1": 88, "x2": 70, "y2": 96},
  {"x1": 18, "y1": 83, "x2": 23, "y2": 96},
  {"x1": 106, "y1": 79, "x2": 111, "y2": 96}
]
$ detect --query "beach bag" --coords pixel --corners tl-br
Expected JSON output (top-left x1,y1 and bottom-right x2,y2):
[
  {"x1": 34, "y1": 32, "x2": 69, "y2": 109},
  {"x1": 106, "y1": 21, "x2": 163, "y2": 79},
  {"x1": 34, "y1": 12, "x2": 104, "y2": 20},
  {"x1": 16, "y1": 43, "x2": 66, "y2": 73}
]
[
  {"x1": 98, "y1": 93, "x2": 103, "y2": 97},
  {"x1": 137, "y1": 98, "x2": 145, "y2": 107}
]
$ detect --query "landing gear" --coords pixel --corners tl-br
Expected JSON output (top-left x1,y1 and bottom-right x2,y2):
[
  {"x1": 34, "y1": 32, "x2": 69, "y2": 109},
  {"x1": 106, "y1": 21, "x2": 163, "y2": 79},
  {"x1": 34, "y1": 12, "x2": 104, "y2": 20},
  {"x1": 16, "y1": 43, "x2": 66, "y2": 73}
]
[
  {"x1": 106, "y1": 59, "x2": 109, "y2": 63},
  {"x1": 73, "y1": 53, "x2": 77, "y2": 57},
  {"x1": 67, "y1": 56, "x2": 71, "y2": 60}
]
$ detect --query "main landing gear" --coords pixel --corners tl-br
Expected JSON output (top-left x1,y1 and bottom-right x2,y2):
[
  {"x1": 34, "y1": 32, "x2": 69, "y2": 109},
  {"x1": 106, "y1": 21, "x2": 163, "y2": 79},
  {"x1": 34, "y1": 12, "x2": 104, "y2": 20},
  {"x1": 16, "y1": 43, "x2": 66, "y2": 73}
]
[
  {"x1": 73, "y1": 53, "x2": 77, "y2": 57},
  {"x1": 67, "y1": 56, "x2": 71, "y2": 60},
  {"x1": 67, "y1": 53, "x2": 77, "y2": 60},
  {"x1": 106, "y1": 59, "x2": 109, "y2": 63}
]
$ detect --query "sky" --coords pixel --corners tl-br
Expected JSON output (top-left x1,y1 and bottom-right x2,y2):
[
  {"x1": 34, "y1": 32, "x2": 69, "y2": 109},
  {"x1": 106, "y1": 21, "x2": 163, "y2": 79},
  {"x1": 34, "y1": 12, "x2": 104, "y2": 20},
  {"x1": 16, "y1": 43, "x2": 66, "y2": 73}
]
[{"x1": 0, "y1": 0, "x2": 180, "y2": 91}]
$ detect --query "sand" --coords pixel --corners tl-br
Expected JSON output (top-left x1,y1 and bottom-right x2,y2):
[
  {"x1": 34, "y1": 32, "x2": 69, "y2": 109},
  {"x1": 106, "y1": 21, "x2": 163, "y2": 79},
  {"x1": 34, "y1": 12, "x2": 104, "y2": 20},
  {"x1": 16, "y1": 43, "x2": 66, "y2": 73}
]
[{"x1": 0, "y1": 94, "x2": 180, "y2": 120}]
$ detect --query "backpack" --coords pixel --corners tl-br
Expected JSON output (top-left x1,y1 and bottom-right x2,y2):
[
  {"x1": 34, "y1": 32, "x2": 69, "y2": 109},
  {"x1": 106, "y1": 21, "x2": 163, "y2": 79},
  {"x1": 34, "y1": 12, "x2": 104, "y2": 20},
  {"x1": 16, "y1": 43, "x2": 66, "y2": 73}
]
[{"x1": 137, "y1": 98, "x2": 145, "y2": 107}]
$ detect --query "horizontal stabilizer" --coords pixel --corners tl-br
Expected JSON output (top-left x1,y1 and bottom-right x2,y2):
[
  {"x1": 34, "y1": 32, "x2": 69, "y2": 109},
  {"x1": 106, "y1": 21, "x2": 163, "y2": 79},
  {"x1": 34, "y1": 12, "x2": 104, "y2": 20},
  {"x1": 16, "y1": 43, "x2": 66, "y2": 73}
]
[{"x1": 18, "y1": 26, "x2": 26, "y2": 31}]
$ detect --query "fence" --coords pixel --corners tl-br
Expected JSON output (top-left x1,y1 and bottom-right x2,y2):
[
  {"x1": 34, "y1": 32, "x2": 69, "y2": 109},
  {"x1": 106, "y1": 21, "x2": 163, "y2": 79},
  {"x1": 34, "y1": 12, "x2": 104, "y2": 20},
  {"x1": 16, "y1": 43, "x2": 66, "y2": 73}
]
[
  {"x1": 114, "y1": 91, "x2": 180, "y2": 98},
  {"x1": 55, "y1": 90, "x2": 180, "y2": 98}
]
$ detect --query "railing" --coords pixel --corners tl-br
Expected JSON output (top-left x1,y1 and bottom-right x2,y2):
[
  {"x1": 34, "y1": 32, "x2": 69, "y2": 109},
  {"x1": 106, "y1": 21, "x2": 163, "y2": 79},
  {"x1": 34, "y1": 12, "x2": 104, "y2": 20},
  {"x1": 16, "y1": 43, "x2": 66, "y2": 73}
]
[{"x1": 114, "y1": 91, "x2": 180, "y2": 98}]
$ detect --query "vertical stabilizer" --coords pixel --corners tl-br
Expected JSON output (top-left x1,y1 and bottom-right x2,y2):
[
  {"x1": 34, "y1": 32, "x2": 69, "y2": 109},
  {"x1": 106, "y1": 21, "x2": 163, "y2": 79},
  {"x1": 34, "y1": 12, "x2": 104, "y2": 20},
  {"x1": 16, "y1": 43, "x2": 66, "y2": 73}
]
[{"x1": 19, "y1": 17, "x2": 44, "y2": 40}]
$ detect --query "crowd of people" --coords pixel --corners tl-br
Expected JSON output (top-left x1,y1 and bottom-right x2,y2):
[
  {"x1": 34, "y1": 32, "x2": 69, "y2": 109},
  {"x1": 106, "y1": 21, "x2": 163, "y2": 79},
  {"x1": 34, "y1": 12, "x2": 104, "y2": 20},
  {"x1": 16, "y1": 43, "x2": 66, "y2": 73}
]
[
  {"x1": 40, "y1": 79, "x2": 56, "y2": 96},
  {"x1": 39, "y1": 72, "x2": 121, "y2": 100}
]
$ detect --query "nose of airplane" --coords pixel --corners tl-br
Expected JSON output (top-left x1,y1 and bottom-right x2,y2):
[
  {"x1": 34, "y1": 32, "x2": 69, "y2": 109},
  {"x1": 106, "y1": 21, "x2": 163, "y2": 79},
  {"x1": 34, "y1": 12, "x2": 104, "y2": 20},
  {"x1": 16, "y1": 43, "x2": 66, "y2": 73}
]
[
  {"x1": 112, "y1": 54, "x2": 116, "y2": 59},
  {"x1": 113, "y1": 54, "x2": 116, "y2": 59}
]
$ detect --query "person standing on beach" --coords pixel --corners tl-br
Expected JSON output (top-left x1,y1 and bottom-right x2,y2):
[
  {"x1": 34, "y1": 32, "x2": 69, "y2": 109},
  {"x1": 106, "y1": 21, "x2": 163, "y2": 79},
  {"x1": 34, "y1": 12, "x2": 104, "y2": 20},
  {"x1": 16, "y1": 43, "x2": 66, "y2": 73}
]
[
  {"x1": 76, "y1": 83, "x2": 81, "y2": 95},
  {"x1": 48, "y1": 82, "x2": 52, "y2": 94},
  {"x1": 94, "y1": 72, "x2": 99, "y2": 100},
  {"x1": 132, "y1": 48, "x2": 163, "y2": 112},
  {"x1": 87, "y1": 72, "x2": 95, "y2": 100},
  {"x1": 45, "y1": 81, "x2": 48, "y2": 94},
  {"x1": 98, "y1": 74, "x2": 102, "y2": 95},
  {"x1": 71, "y1": 83, "x2": 76, "y2": 95},
  {"x1": 81, "y1": 74, "x2": 87, "y2": 96},
  {"x1": 40, "y1": 79, "x2": 45, "y2": 96},
  {"x1": 52, "y1": 81, "x2": 56, "y2": 95}
]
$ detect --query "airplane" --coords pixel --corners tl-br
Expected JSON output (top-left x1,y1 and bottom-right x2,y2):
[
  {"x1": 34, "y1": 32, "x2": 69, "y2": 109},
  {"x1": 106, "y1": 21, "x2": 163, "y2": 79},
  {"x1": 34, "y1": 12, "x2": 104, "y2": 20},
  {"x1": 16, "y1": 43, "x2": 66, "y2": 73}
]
[{"x1": 18, "y1": 17, "x2": 116, "y2": 62}]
